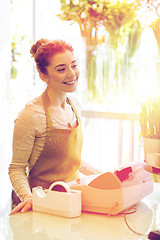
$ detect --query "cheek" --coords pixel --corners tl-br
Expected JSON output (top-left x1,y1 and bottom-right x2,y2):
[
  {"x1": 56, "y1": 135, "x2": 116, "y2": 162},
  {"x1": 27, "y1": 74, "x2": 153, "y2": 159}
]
[
  {"x1": 54, "y1": 73, "x2": 65, "y2": 81},
  {"x1": 48, "y1": 74, "x2": 63, "y2": 85}
]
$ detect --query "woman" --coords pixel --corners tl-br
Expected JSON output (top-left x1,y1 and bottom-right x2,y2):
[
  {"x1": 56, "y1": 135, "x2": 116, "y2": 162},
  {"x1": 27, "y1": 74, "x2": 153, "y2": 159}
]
[{"x1": 9, "y1": 39, "x2": 99, "y2": 214}]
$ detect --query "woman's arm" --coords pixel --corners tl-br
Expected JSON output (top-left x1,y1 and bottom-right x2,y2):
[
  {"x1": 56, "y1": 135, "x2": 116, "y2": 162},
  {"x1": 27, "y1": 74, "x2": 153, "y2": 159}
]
[
  {"x1": 8, "y1": 105, "x2": 41, "y2": 213},
  {"x1": 79, "y1": 161, "x2": 102, "y2": 176}
]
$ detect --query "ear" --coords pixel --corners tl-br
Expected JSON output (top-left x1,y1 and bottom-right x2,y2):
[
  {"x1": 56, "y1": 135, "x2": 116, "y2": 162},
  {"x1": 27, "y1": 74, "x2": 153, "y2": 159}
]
[{"x1": 39, "y1": 72, "x2": 48, "y2": 83}]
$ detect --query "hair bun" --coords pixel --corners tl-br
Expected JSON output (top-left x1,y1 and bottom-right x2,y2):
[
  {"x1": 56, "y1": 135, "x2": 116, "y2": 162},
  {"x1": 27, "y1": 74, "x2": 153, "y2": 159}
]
[{"x1": 30, "y1": 38, "x2": 50, "y2": 58}]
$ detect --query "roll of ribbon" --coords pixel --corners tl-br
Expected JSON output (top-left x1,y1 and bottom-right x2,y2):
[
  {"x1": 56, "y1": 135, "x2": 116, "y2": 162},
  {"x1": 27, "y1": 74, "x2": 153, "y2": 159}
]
[
  {"x1": 49, "y1": 181, "x2": 71, "y2": 193},
  {"x1": 144, "y1": 160, "x2": 160, "y2": 174},
  {"x1": 146, "y1": 153, "x2": 160, "y2": 169}
]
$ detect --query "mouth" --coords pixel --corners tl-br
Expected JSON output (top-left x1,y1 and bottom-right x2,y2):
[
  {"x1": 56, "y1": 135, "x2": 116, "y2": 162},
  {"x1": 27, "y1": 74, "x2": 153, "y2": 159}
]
[{"x1": 63, "y1": 78, "x2": 77, "y2": 85}]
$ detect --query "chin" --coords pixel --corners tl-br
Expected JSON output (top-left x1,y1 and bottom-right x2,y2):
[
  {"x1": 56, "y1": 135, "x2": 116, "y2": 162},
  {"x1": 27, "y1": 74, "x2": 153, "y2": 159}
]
[
  {"x1": 68, "y1": 82, "x2": 78, "y2": 92},
  {"x1": 67, "y1": 87, "x2": 77, "y2": 93}
]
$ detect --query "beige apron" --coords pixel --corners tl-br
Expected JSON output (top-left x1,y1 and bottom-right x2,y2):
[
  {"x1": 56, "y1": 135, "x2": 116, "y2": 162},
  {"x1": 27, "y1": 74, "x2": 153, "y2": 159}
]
[{"x1": 28, "y1": 90, "x2": 83, "y2": 190}]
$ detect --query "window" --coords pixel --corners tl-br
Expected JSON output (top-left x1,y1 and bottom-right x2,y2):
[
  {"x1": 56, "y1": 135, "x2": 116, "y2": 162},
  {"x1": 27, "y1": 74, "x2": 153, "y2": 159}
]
[{"x1": 10, "y1": 0, "x2": 160, "y2": 170}]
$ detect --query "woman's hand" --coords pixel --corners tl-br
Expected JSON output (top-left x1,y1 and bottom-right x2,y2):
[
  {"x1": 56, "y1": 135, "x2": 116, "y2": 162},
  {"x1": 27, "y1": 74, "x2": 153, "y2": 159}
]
[{"x1": 9, "y1": 198, "x2": 32, "y2": 215}]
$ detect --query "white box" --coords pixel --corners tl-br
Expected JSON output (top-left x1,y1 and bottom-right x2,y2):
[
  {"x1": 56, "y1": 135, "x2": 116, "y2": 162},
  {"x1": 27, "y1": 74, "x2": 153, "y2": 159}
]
[{"x1": 32, "y1": 182, "x2": 81, "y2": 218}]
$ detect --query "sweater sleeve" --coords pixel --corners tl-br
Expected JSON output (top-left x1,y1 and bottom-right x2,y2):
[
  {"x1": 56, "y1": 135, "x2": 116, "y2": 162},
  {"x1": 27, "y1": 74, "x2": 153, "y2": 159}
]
[
  {"x1": 8, "y1": 104, "x2": 38, "y2": 201},
  {"x1": 79, "y1": 161, "x2": 102, "y2": 176}
]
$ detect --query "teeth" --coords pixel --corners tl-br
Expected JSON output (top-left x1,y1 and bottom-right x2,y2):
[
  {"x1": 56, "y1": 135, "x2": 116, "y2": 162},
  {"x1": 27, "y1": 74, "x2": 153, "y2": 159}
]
[
  {"x1": 64, "y1": 80, "x2": 76, "y2": 84},
  {"x1": 68, "y1": 81, "x2": 74, "y2": 84}
]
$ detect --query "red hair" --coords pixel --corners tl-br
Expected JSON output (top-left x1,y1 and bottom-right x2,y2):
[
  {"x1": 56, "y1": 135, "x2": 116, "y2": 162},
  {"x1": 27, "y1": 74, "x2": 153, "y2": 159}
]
[{"x1": 30, "y1": 39, "x2": 74, "y2": 74}]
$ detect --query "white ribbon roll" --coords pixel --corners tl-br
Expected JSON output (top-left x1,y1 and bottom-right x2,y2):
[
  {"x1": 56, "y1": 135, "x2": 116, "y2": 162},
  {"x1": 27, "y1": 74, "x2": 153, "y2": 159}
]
[{"x1": 49, "y1": 181, "x2": 71, "y2": 193}]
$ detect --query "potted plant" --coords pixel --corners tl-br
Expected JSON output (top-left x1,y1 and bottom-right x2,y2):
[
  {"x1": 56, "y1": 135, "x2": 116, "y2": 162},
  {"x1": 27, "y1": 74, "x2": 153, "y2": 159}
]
[
  {"x1": 139, "y1": 96, "x2": 160, "y2": 182},
  {"x1": 57, "y1": 0, "x2": 142, "y2": 102}
]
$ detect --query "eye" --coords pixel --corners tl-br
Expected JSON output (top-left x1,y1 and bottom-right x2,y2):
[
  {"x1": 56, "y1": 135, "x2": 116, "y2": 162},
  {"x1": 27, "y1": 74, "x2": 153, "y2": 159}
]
[
  {"x1": 57, "y1": 68, "x2": 65, "y2": 72},
  {"x1": 72, "y1": 64, "x2": 78, "y2": 68}
]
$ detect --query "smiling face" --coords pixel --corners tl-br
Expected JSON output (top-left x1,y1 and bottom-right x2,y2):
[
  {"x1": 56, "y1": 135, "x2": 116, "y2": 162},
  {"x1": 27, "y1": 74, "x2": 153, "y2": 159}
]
[{"x1": 41, "y1": 50, "x2": 80, "y2": 94}]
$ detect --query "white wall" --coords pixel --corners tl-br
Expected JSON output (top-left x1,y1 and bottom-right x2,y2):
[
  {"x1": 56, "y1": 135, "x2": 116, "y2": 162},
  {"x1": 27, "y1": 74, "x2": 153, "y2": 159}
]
[{"x1": 0, "y1": 0, "x2": 12, "y2": 217}]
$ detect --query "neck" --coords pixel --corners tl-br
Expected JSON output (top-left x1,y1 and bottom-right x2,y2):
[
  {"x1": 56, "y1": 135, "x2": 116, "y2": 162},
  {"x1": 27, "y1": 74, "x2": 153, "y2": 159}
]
[{"x1": 46, "y1": 87, "x2": 67, "y2": 109}]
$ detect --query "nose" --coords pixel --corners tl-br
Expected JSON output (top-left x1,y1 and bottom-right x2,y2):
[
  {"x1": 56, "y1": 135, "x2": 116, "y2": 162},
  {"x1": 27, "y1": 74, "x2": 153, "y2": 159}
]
[{"x1": 67, "y1": 67, "x2": 76, "y2": 78}]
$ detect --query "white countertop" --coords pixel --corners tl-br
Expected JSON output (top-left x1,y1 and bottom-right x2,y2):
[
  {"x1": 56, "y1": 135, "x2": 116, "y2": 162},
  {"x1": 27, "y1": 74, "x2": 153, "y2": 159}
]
[{"x1": 0, "y1": 184, "x2": 160, "y2": 240}]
